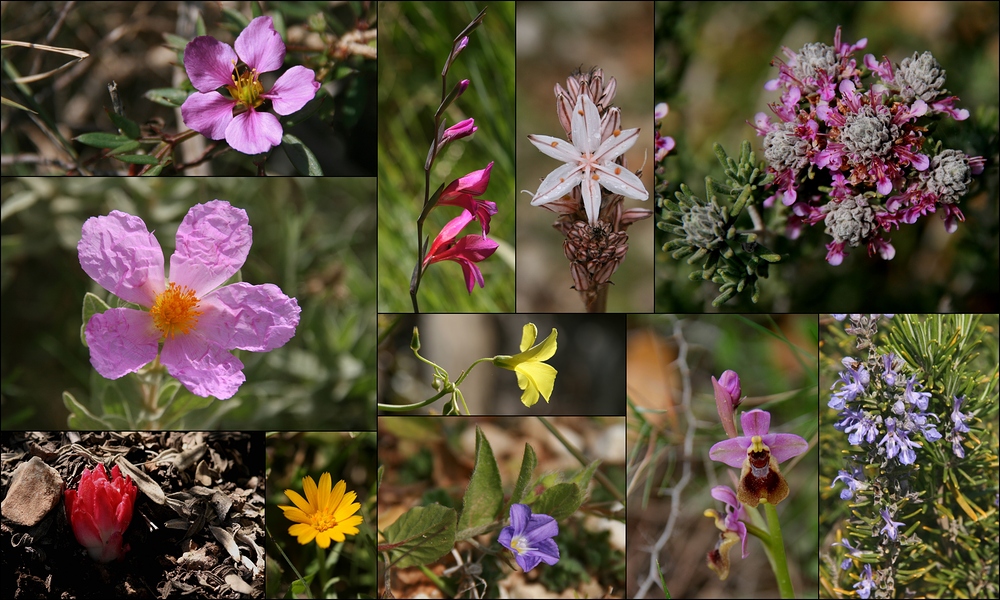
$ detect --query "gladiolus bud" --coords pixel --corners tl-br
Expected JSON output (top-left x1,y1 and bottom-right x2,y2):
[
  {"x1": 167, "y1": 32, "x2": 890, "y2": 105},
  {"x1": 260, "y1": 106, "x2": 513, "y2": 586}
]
[
  {"x1": 64, "y1": 463, "x2": 137, "y2": 562},
  {"x1": 441, "y1": 118, "x2": 478, "y2": 144}
]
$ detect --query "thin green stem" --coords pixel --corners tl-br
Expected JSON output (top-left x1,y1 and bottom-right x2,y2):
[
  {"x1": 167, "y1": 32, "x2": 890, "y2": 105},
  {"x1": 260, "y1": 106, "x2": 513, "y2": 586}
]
[
  {"x1": 452, "y1": 358, "x2": 493, "y2": 386},
  {"x1": 265, "y1": 523, "x2": 311, "y2": 599},
  {"x1": 317, "y1": 543, "x2": 329, "y2": 597},
  {"x1": 536, "y1": 416, "x2": 624, "y2": 504},
  {"x1": 377, "y1": 390, "x2": 448, "y2": 412},
  {"x1": 763, "y1": 501, "x2": 795, "y2": 599}
]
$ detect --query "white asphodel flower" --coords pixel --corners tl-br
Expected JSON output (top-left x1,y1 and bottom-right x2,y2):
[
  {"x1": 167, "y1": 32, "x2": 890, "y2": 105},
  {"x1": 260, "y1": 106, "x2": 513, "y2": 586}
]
[{"x1": 527, "y1": 93, "x2": 648, "y2": 225}]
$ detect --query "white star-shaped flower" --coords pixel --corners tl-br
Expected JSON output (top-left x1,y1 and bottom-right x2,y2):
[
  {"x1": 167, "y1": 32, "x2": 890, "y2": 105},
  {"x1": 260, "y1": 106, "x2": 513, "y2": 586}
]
[{"x1": 528, "y1": 93, "x2": 648, "y2": 225}]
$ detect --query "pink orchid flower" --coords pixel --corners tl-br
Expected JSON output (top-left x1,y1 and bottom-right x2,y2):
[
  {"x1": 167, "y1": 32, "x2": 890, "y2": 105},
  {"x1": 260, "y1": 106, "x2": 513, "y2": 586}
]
[
  {"x1": 422, "y1": 210, "x2": 499, "y2": 293},
  {"x1": 181, "y1": 16, "x2": 320, "y2": 155},
  {"x1": 78, "y1": 200, "x2": 301, "y2": 399},
  {"x1": 436, "y1": 162, "x2": 497, "y2": 235},
  {"x1": 65, "y1": 464, "x2": 137, "y2": 563}
]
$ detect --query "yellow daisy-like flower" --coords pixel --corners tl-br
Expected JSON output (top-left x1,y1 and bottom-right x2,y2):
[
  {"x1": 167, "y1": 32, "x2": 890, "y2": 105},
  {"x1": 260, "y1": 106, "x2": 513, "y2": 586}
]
[
  {"x1": 492, "y1": 323, "x2": 558, "y2": 407},
  {"x1": 278, "y1": 473, "x2": 363, "y2": 548}
]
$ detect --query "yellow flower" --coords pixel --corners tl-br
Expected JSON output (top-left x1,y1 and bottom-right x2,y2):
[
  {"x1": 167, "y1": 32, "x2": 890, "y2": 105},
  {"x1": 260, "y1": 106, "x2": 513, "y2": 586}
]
[
  {"x1": 278, "y1": 473, "x2": 363, "y2": 548},
  {"x1": 492, "y1": 323, "x2": 558, "y2": 407}
]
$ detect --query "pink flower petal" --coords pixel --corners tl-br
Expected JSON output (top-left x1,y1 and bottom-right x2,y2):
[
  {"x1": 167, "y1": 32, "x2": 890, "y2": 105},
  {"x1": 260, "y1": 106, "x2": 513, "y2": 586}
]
[
  {"x1": 79, "y1": 211, "x2": 165, "y2": 306},
  {"x1": 763, "y1": 433, "x2": 810, "y2": 463},
  {"x1": 181, "y1": 92, "x2": 237, "y2": 140},
  {"x1": 184, "y1": 36, "x2": 238, "y2": 92},
  {"x1": 200, "y1": 282, "x2": 301, "y2": 351},
  {"x1": 169, "y1": 200, "x2": 252, "y2": 297},
  {"x1": 235, "y1": 16, "x2": 285, "y2": 74},
  {"x1": 262, "y1": 65, "x2": 320, "y2": 115},
  {"x1": 710, "y1": 485, "x2": 739, "y2": 507},
  {"x1": 225, "y1": 108, "x2": 283, "y2": 155},
  {"x1": 160, "y1": 334, "x2": 245, "y2": 399},
  {"x1": 84, "y1": 308, "x2": 160, "y2": 379},
  {"x1": 708, "y1": 438, "x2": 749, "y2": 468},
  {"x1": 740, "y1": 409, "x2": 771, "y2": 437},
  {"x1": 440, "y1": 162, "x2": 494, "y2": 200}
]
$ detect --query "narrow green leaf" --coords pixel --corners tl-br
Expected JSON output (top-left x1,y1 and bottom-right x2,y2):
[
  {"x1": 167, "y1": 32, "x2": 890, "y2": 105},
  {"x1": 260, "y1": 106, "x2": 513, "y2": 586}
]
[
  {"x1": 282, "y1": 134, "x2": 323, "y2": 175},
  {"x1": 457, "y1": 426, "x2": 504, "y2": 536},
  {"x1": 250, "y1": 1, "x2": 263, "y2": 18},
  {"x1": 195, "y1": 15, "x2": 206, "y2": 37},
  {"x1": 570, "y1": 459, "x2": 601, "y2": 491},
  {"x1": 144, "y1": 88, "x2": 189, "y2": 108},
  {"x1": 508, "y1": 443, "x2": 537, "y2": 508},
  {"x1": 75, "y1": 132, "x2": 133, "y2": 148},
  {"x1": 106, "y1": 108, "x2": 140, "y2": 139},
  {"x1": 289, "y1": 574, "x2": 315, "y2": 598},
  {"x1": 106, "y1": 140, "x2": 142, "y2": 156},
  {"x1": 159, "y1": 388, "x2": 217, "y2": 428},
  {"x1": 63, "y1": 391, "x2": 113, "y2": 429},
  {"x1": 222, "y1": 8, "x2": 250, "y2": 30},
  {"x1": 115, "y1": 154, "x2": 160, "y2": 165},
  {"x1": 382, "y1": 504, "x2": 457, "y2": 569},
  {"x1": 141, "y1": 165, "x2": 164, "y2": 176}
]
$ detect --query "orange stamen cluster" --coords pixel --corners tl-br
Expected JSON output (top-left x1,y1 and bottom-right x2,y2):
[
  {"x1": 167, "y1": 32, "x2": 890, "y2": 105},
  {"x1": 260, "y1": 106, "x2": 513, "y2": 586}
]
[{"x1": 149, "y1": 282, "x2": 203, "y2": 338}]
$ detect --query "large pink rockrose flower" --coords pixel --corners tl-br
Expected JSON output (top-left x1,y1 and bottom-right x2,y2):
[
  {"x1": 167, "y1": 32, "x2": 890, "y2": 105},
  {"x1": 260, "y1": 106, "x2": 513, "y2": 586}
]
[
  {"x1": 180, "y1": 16, "x2": 320, "y2": 155},
  {"x1": 78, "y1": 200, "x2": 301, "y2": 399}
]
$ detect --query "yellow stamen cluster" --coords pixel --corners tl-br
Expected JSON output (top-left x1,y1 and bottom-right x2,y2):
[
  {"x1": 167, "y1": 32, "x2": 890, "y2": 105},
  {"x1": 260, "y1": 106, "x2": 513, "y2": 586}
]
[
  {"x1": 226, "y1": 61, "x2": 264, "y2": 109},
  {"x1": 149, "y1": 282, "x2": 202, "y2": 338}
]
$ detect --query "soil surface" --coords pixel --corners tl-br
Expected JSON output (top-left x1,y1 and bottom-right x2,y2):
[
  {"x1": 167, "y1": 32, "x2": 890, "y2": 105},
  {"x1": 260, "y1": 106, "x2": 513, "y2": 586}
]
[{"x1": 2, "y1": 431, "x2": 265, "y2": 599}]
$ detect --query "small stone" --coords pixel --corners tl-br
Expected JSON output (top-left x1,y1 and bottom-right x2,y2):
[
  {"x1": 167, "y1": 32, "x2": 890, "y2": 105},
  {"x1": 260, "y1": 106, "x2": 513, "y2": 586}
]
[{"x1": 1, "y1": 457, "x2": 64, "y2": 527}]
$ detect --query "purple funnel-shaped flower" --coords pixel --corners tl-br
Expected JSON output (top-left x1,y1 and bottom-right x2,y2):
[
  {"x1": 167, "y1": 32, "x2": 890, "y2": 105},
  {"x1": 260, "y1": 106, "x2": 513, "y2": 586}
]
[{"x1": 498, "y1": 503, "x2": 560, "y2": 572}]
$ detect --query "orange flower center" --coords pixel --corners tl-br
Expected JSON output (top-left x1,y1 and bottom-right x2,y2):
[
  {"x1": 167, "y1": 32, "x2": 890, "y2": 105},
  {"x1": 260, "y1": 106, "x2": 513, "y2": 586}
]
[
  {"x1": 226, "y1": 62, "x2": 264, "y2": 110},
  {"x1": 149, "y1": 282, "x2": 202, "y2": 338},
  {"x1": 310, "y1": 508, "x2": 338, "y2": 532}
]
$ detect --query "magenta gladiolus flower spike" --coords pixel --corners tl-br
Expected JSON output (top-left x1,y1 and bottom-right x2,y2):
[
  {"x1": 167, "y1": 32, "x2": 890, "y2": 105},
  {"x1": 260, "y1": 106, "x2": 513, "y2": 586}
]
[
  {"x1": 64, "y1": 464, "x2": 137, "y2": 562},
  {"x1": 180, "y1": 16, "x2": 320, "y2": 155},
  {"x1": 422, "y1": 210, "x2": 499, "y2": 293},
  {"x1": 78, "y1": 200, "x2": 301, "y2": 399},
  {"x1": 436, "y1": 162, "x2": 497, "y2": 235}
]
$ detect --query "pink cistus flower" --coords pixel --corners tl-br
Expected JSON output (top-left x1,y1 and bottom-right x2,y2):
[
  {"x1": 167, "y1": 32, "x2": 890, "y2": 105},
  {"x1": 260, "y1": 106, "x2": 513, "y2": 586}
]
[
  {"x1": 64, "y1": 464, "x2": 137, "y2": 562},
  {"x1": 78, "y1": 200, "x2": 301, "y2": 399},
  {"x1": 181, "y1": 16, "x2": 320, "y2": 155},
  {"x1": 422, "y1": 209, "x2": 499, "y2": 293}
]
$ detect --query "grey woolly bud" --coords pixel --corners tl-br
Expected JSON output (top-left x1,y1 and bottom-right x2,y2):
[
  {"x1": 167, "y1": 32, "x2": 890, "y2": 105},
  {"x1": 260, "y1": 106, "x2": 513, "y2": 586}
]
[
  {"x1": 895, "y1": 51, "x2": 946, "y2": 102},
  {"x1": 924, "y1": 149, "x2": 971, "y2": 204},
  {"x1": 840, "y1": 105, "x2": 897, "y2": 162},
  {"x1": 682, "y1": 202, "x2": 727, "y2": 250},
  {"x1": 824, "y1": 195, "x2": 876, "y2": 247},
  {"x1": 793, "y1": 43, "x2": 838, "y2": 89},
  {"x1": 764, "y1": 122, "x2": 811, "y2": 171}
]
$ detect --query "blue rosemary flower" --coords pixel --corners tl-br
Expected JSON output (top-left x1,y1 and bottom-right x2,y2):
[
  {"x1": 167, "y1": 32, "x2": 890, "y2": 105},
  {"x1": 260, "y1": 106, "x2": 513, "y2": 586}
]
[
  {"x1": 879, "y1": 508, "x2": 905, "y2": 541},
  {"x1": 854, "y1": 563, "x2": 875, "y2": 599},
  {"x1": 879, "y1": 417, "x2": 921, "y2": 465}
]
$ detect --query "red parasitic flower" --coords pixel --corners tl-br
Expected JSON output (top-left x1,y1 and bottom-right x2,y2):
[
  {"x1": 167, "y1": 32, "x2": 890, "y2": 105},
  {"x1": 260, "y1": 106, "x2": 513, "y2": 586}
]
[{"x1": 64, "y1": 463, "x2": 138, "y2": 562}]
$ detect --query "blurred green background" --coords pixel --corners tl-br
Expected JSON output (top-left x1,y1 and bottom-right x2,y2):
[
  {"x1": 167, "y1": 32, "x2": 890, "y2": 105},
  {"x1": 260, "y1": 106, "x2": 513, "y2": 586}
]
[
  {"x1": 654, "y1": 1, "x2": 1000, "y2": 312},
  {"x1": 626, "y1": 314, "x2": 819, "y2": 599},
  {"x1": 266, "y1": 431, "x2": 377, "y2": 599},
  {"x1": 377, "y1": 1, "x2": 515, "y2": 312},
  {"x1": 517, "y1": 1, "x2": 655, "y2": 312},
  {"x1": 1, "y1": 177, "x2": 376, "y2": 430}
]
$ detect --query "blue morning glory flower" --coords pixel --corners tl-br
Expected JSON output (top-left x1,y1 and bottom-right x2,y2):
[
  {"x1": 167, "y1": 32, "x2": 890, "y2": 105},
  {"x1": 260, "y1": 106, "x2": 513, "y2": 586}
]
[{"x1": 498, "y1": 503, "x2": 560, "y2": 572}]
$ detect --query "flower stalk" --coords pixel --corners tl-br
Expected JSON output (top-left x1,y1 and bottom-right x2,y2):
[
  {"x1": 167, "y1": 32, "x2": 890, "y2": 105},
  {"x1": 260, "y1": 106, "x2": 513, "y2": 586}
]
[{"x1": 762, "y1": 501, "x2": 795, "y2": 599}]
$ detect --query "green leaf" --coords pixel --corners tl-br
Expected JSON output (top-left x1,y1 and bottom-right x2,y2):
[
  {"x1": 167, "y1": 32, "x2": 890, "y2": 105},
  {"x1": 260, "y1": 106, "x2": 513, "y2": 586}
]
[
  {"x1": 144, "y1": 88, "x2": 189, "y2": 108},
  {"x1": 106, "y1": 140, "x2": 142, "y2": 156},
  {"x1": 75, "y1": 132, "x2": 133, "y2": 148},
  {"x1": 382, "y1": 504, "x2": 457, "y2": 569},
  {"x1": 80, "y1": 292, "x2": 111, "y2": 347},
  {"x1": 141, "y1": 165, "x2": 164, "y2": 176},
  {"x1": 158, "y1": 388, "x2": 216, "y2": 428},
  {"x1": 457, "y1": 426, "x2": 503, "y2": 538},
  {"x1": 195, "y1": 15, "x2": 206, "y2": 37},
  {"x1": 282, "y1": 134, "x2": 323, "y2": 175},
  {"x1": 532, "y1": 482, "x2": 582, "y2": 521},
  {"x1": 508, "y1": 443, "x2": 537, "y2": 509},
  {"x1": 289, "y1": 574, "x2": 315, "y2": 598},
  {"x1": 162, "y1": 33, "x2": 190, "y2": 51},
  {"x1": 115, "y1": 154, "x2": 161, "y2": 165},
  {"x1": 222, "y1": 8, "x2": 250, "y2": 30},
  {"x1": 250, "y1": 1, "x2": 263, "y2": 18},
  {"x1": 570, "y1": 459, "x2": 601, "y2": 491},
  {"x1": 106, "y1": 108, "x2": 140, "y2": 139},
  {"x1": 63, "y1": 391, "x2": 114, "y2": 429}
]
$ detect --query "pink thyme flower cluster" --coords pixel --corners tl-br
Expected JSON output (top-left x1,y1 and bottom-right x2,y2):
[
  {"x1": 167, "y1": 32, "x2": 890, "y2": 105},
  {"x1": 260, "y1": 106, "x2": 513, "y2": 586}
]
[
  {"x1": 422, "y1": 162, "x2": 499, "y2": 293},
  {"x1": 181, "y1": 16, "x2": 320, "y2": 156},
  {"x1": 751, "y1": 26, "x2": 985, "y2": 266}
]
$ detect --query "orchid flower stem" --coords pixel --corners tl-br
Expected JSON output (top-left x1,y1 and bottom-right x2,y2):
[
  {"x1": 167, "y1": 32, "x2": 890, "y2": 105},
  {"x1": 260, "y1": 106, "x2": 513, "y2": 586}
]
[{"x1": 763, "y1": 501, "x2": 795, "y2": 599}]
